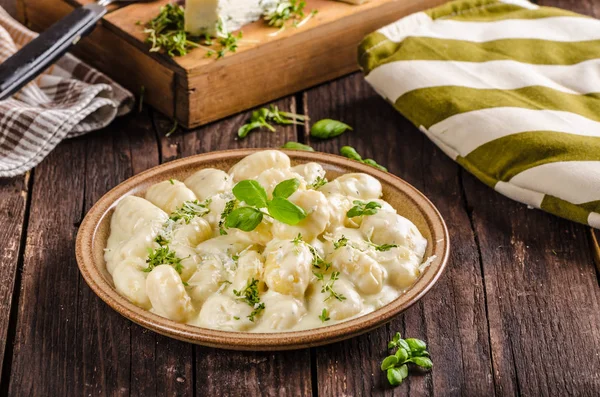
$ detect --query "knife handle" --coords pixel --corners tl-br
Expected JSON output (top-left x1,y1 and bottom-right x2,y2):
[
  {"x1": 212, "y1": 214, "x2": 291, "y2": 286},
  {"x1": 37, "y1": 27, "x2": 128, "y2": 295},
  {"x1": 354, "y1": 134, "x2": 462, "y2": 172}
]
[{"x1": 0, "y1": 3, "x2": 107, "y2": 101}]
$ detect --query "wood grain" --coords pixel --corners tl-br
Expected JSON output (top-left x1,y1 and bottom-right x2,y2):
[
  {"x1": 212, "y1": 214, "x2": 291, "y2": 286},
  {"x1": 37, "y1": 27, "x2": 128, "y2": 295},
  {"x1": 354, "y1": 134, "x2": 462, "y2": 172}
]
[
  {"x1": 463, "y1": 171, "x2": 600, "y2": 395},
  {"x1": 154, "y1": 97, "x2": 314, "y2": 396},
  {"x1": 0, "y1": 174, "x2": 29, "y2": 386},
  {"x1": 7, "y1": 137, "x2": 86, "y2": 395},
  {"x1": 5, "y1": 110, "x2": 194, "y2": 395},
  {"x1": 302, "y1": 74, "x2": 495, "y2": 396}
]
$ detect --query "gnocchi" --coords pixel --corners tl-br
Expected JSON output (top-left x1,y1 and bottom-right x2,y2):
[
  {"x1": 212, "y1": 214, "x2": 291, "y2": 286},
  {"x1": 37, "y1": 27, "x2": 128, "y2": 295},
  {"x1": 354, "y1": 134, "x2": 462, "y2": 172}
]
[{"x1": 106, "y1": 150, "x2": 430, "y2": 332}]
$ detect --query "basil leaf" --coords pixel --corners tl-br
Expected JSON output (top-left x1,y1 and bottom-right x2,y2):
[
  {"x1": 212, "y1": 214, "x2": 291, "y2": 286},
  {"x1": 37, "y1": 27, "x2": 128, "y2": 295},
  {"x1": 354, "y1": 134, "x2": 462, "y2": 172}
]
[
  {"x1": 395, "y1": 348, "x2": 408, "y2": 363},
  {"x1": 224, "y1": 207, "x2": 263, "y2": 231},
  {"x1": 281, "y1": 142, "x2": 315, "y2": 151},
  {"x1": 273, "y1": 178, "x2": 300, "y2": 199},
  {"x1": 363, "y1": 158, "x2": 388, "y2": 172},
  {"x1": 387, "y1": 367, "x2": 404, "y2": 386},
  {"x1": 267, "y1": 197, "x2": 307, "y2": 225},
  {"x1": 405, "y1": 338, "x2": 427, "y2": 353},
  {"x1": 310, "y1": 119, "x2": 353, "y2": 139},
  {"x1": 410, "y1": 356, "x2": 433, "y2": 369},
  {"x1": 398, "y1": 339, "x2": 410, "y2": 352},
  {"x1": 340, "y1": 147, "x2": 388, "y2": 172},
  {"x1": 232, "y1": 180, "x2": 268, "y2": 208},
  {"x1": 340, "y1": 146, "x2": 362, "y2": 161},
  {"x1": 346, "y1": 200, "x2": 381, "y2": 218},
  {"x1": 380, "y1": 355, "x2": 398, "y2": 371},
  {"x1": 398, "y1": 364, "x2": 409, "y2": 380}
]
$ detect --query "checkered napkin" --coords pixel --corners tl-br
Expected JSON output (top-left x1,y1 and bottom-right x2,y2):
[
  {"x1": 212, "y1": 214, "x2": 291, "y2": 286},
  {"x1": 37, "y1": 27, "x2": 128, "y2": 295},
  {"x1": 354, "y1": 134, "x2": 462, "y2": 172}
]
[{"x1": 0, "y1": 7, "x2": 134, "y2": 178}]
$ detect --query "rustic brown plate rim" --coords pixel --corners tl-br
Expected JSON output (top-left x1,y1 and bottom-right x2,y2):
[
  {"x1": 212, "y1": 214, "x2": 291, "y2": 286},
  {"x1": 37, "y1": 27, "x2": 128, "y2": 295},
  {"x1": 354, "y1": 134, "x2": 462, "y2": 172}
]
[{"x1": 75, "y1": 149, "x2": 450, "y2": 350}]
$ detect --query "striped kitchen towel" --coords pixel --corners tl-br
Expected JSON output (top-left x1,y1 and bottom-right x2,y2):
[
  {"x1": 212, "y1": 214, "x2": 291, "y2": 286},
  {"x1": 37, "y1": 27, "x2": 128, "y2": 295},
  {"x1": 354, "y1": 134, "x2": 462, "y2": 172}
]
[
  {"x1": 0, "y1": 7, "x2": 134, "y2": 178},
  {"x1": 359, "y1": 0, "x2": 600, "y2": 228}
]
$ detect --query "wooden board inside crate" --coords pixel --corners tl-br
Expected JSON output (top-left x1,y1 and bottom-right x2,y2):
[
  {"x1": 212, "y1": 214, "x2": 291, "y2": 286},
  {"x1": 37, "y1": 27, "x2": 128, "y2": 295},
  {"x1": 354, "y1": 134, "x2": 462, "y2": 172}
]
[{"x1": 18, "y1": 0, "x2": 445, "y2": 127}]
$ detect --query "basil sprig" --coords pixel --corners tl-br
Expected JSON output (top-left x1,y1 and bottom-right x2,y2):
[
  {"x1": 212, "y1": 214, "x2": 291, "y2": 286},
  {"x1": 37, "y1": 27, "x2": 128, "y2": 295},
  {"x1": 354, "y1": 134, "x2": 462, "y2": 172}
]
[
  {"x1": 310, "y1": 119, "x2": 353, "y2": 139},
  {"x1": 346, "y1": 200, "x2": 381, "y2": 218},
  {"x1": 281, "y1": 141, "x2": 315, "y2": 151},
  {"x1": 224, "y1": 179, "x2": 307, "y2": 232},
  {"x1": 381, "y1": 332, "x2": 433, "y2": 387},
  {"x1": 340, "y1": 146, "x2": 387, "y2": 172}
]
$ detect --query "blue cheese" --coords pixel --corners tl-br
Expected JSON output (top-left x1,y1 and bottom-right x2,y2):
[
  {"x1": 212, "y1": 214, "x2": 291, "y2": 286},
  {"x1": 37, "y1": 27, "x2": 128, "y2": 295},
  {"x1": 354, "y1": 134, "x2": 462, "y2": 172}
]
[{"x1": 185, "y1": 0, "x2": 277, "y2": 37}]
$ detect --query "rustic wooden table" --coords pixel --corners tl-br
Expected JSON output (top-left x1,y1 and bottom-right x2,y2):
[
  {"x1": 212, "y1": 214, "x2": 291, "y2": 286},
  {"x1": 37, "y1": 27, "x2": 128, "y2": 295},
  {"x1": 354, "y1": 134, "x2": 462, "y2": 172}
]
[{"x1": 1, "y1": 0, "x2": 600, "y2": 395}]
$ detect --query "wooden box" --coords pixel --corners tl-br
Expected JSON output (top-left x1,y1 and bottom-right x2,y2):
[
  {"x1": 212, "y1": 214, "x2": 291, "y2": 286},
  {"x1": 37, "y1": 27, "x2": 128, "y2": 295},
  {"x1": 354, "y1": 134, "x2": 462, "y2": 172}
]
[{"x1": 16, "y1": 0, "x2": 444, "y2": 128}]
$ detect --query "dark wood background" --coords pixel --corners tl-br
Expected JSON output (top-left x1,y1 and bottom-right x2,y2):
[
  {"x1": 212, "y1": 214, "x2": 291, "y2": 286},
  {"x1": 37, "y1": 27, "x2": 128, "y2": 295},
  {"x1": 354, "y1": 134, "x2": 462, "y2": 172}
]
[{"x1": 1, "y1": 0, "x2": 600, "y2": 395}]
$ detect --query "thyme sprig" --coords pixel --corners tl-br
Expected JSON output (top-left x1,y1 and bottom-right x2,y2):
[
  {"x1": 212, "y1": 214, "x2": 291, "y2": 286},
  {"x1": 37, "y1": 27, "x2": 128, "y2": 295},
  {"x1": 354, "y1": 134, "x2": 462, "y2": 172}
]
[{"x1": 233, "y1": 278, "x2": 265, "y2": 322}]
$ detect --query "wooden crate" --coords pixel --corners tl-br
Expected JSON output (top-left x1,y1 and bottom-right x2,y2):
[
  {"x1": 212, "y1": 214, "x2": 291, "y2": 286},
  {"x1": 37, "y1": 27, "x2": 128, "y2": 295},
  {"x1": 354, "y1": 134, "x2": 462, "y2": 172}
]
[{"x1": 17, "y1": 0, "x2": 444, "y2": 128}]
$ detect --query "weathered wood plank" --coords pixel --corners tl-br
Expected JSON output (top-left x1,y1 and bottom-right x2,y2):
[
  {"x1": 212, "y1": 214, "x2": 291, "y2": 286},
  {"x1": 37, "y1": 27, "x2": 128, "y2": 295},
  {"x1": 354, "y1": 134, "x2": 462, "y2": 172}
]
[
  {"x1": 7, "y1": 138, "x2": 86, "y2": 396},
  {"x1": 541, "y1": 0, "x2": 600, "y2": 280},
  {"x1": 5, "y1": 110, "x2": 195, "y2": 396},
  {"x1": 153, "y1": 97, "x2": 313, "y2": 397},
  {"x1": 462, "y1": 171, "x2": 600, "y2": 396},
  {"x1": 0, "y1": 174, "x2": 29, "y2": 387},
  {"x1": 303, "y1": 74, "x2": 494, "y2": 396}
]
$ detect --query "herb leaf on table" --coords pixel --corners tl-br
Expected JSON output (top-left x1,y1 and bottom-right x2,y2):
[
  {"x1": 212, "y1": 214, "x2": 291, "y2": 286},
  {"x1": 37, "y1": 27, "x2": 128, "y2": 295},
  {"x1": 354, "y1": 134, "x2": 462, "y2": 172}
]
[
  {"x1": 281, "y1": 142, "x2": 315, "y2": 151},
  {"x1": 238, "y1": 106, "x2": 308, "y2": 138},
  {"x1": 340, "y1": 146, "x2": 388, "y2": 172},
  {"x1": 382, "y1": 332, "x2": 432, "y2": 387},
  {"x1": 310, "y1": 119, "x2": 353, "y2": 139}
]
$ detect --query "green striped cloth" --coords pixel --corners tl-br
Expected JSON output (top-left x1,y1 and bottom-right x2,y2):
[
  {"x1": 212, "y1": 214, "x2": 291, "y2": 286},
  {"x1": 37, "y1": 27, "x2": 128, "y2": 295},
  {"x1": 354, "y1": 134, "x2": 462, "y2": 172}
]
[{"x1": 359, "y1": 0, "x2": 600, "y2": 228}]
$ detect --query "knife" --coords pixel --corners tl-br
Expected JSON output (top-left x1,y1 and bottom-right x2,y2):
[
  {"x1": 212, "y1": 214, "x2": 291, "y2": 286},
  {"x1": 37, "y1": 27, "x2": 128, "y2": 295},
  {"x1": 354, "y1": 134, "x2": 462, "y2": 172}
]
[{"x1": 0, "y1": 4, "x2": 106, "y2": 100}]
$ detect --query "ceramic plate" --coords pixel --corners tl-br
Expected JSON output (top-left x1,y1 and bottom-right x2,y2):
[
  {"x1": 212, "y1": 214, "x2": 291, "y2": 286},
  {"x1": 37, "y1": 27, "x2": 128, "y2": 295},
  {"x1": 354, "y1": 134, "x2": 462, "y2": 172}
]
[{"x1": 75, "y1": 149, "x2": 449, "y2": 350}]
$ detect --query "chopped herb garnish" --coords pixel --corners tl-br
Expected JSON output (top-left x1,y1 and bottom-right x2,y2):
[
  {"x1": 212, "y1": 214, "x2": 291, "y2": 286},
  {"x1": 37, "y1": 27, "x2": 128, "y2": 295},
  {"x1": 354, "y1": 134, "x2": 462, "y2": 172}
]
[
  {"x1": 292, "y1": 233, "x2": 304, "y2": 245},
  {"x1": 347, "y1": 200, "x2": 382, "y2": 218},
  {"x1": 169, "y1": 178, "x2": 175, "y2": 185},
  {"x1": 248, "y1": 303, "x2": 266, "y2": 322},
  {"x1": 333, "y1": 236, "x2": 348, "y2": 250},
  {"x1": 169, "y1": 199, "x2": 211, "y2": 224},
  {"x1": 264, "y1": 0, "x2": 307, "y2": 28},
  {"x1": 372, "y1": 243, "x2": 398, "y2": 252},
  {"x1": 233, "y1": 316, "x2": 240, "y2": 320},
  {"x1": 233, "y1": 278, "x2": 265, "y2": 322},
  {"x1": 144, "y1": 4, "x2": 199, "y2": 57},
  {"x1": 319, "y1": 308, "x2": 330, "y2": 322},
  {"x1": 219, "y1": 199, "x2": 237, "y2": 235},
  {"x1": 145, "y1": 246, "x2": 184, "y2": 274},
  {"x1": 155, "y1": 234, "x2": 170, "y2": 247},
  {"x1": 306, "y1": 243, "x2": 330, "y2": 270},
  {"x1": 309, "y1": 176, "x2": 328, "y2": 190},
  {"x1": 233, "y1": 278, "x2": 261, "y2": 305},
  {"x1": 214, "y1": 31, "x2": 242, "y2": 58}
]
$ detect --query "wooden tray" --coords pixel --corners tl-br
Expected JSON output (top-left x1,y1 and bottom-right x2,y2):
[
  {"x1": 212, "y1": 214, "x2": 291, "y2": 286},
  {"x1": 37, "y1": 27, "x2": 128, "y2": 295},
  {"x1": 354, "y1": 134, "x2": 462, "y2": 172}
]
[{"x1": 17, "y1": 0, "x2": 444, "y2": 128}]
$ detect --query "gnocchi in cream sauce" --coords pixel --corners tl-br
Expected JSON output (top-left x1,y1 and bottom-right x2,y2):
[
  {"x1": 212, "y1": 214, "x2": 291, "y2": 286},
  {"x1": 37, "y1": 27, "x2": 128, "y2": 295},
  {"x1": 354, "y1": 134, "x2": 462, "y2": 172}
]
[{"x1": 105, "y1": 150, "x2": 429, "y2": 332}]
